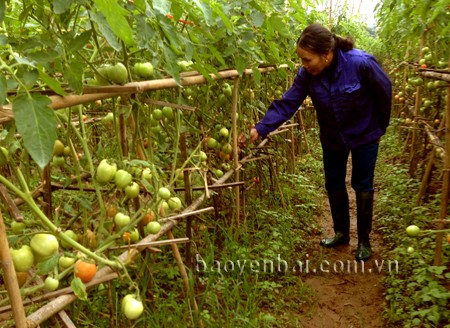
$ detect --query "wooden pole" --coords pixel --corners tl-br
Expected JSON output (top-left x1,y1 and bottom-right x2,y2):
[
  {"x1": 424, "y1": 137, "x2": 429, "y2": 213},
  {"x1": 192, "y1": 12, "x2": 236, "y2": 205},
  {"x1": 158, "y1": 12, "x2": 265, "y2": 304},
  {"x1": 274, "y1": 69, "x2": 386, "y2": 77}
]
[
  {"x1": 408, "y1": 31, "x2": 427, "y2": 177},
  {"x1": 231, "y1": 76, "x2": 241, "y2": 227},
  {"x1": 0, "y1": 66, "x2": 284, "y2": 124},
  {"x1": 0, "y1": 208, "x2": 27, "y2": 328},
  {"x1": 180, "y1": 133, "x2": 193, "y2": 268}
]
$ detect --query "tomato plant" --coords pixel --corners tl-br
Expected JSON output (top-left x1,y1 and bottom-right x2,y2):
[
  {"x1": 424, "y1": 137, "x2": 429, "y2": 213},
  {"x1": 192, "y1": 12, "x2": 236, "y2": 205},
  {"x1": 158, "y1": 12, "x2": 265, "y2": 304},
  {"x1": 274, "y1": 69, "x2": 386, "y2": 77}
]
[{"x1": 74, "y1": 260, "x2": 97, "y2": 283}]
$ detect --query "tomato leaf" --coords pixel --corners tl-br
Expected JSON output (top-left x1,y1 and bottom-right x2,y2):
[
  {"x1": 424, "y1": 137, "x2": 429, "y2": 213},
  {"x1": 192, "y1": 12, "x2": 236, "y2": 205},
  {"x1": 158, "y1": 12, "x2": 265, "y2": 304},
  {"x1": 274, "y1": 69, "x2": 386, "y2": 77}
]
[
  {"x1": 65, "y1": 60, "x2": 84, "y2": 94},
  {"x1": 92, "y1": 0, "x2": 135, "y2": 46},
  {"x1": 192, "y1": 0, "x2": 212, "y2": 26},
  {"x1": 12, "y1": 94, "x2": 56, "y2": 169},
  {"x1": 89, "y1": 11, "x2": 121, "y2": 51},
  {"x1": 36, "y1": 253, "x2": 59, "y2": 275},
  {"x1": 71, "y1": 277, "x2": 88, "y2": 301},
  {"x1": 67, "y1": 30, "x2": 92, "y2": 53},
  {"x1": 38, "y1": 68, "x2": 67, "y2": 96}
]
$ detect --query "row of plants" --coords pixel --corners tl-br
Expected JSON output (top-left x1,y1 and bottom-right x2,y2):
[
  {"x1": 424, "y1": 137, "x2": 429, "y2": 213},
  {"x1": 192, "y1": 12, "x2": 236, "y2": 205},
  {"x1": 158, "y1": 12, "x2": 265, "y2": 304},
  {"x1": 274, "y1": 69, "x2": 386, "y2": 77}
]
[{"x1": 376, "y1": 120, "x2": 450, "y2": 328}]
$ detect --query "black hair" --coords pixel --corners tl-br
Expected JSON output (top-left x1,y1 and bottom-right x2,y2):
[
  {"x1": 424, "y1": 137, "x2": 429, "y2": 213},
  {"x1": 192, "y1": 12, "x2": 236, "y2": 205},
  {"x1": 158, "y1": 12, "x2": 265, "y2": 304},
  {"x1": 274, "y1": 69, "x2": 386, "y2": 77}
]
[{"x1": 296, "y1": 24, "x2": 354, "y2": 54}]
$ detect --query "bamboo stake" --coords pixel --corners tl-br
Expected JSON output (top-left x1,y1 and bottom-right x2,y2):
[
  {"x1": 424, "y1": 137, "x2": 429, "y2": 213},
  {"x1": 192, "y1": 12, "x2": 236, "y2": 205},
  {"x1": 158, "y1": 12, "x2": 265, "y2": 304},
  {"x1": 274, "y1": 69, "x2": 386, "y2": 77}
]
[
  {"x1": 231, "y1": 76, "x2": 240, "y2": 227},
  {"x1": 0, "y1": 66, "x2": 285, "y2": 124},
  {"x1": 0, "y1": 209, "x2": 27, "y2": 328},
  {"x1": 416, "y1": 118, "x2": 446, "y2": 204},
  {"x1": 180, "y1": 133, "x2": 193, "y2": 268},
  {"x1": 408, "y1": 31, "x2": 427, "y2": 177}
]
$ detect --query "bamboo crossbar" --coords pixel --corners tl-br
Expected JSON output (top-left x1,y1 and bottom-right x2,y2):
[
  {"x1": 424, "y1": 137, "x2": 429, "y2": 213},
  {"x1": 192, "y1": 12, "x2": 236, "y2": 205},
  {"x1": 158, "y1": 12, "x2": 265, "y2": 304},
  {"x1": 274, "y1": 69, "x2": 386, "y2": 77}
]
[{"x1": 0, "y1": 65, "x2": 289, "y2": 123}]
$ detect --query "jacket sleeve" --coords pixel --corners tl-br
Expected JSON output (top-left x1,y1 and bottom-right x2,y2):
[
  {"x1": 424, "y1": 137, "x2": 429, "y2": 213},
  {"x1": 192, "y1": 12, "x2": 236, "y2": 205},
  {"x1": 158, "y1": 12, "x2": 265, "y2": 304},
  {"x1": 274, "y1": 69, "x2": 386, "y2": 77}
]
[
  {"x1": 362, "y1": 55, "x2": 392, "y2": 133},
  {"x1": 255, "y1": 70, "x2": 308, "y2": 139}
]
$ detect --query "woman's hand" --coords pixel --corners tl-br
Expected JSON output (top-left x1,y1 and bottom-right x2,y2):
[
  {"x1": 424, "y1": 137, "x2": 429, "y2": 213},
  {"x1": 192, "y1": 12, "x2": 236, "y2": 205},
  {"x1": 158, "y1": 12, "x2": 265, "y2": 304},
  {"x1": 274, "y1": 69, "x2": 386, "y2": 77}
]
[{"x1": 238, "y1": 125, "x2": 259, "y2": 148}]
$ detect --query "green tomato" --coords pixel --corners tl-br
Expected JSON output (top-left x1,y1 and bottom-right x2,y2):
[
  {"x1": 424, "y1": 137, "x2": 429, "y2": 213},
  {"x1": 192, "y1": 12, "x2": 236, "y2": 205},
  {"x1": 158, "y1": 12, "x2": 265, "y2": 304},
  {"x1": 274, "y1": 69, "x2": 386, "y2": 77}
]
[
  {"x1": 114, "y1": 169, "x2": 133, "y2": 189},
  {"x1": 122, "y1": 295, "x2": 144, "y2": 320},
  {"x1": 407, "y1": 246, "x2": 415, "y2": 254},
  {"x1": 214, "y1": 169, "x2": 224, "y2": 178},
  {"x1": 95, "y1": 65, "x2": 112, "y2": 85},
  {"x1": 406, "y1": 225, "x2": 420, "y2": 237},
  {"x1": 168, "y1": 197, "x2": 182, "y2": 210},
  {"x1": 124, "y1": 182, "x2": 140, "y2": 199},
  {"x1": 207, "y1": 137, "x2": 218, "y2": 149},
  {"x1": 199, "y1": 151, "x2": 208, "y2": 162},
  {"x1": 162, "y1": 106, "x2": 174, "y2": 120},
  {"x1": 59, "y1": 256, "x2": 76, "y2": 269},
  {"x1": 146, "y1": 221, "x2": 161, "y2": 234},
  {"x1": 130, "y1": 228, "x2": 140, "y2": 243},
  {"x1": 44, "y1": 276, "x2": 59, "y2": 291},
  {"x1": 96, "y1": 159, "x2": 117, "y2": 183},
  {"x1": 152, "y1": 109, "x2": 163, "y2": 121},
  {"x1": 141, "y1": 168, "x2": 152, "y2": 181},
  {"x1": 11, "y1": 221, "x2": 26, "y2": 234},
  {"x1": 177, "y1": 60, "x2": 190, "y2": 72},
  {"x1": 219, "y1": 127, "x2": 229, "y2": 139},
  {"x1": 222, "y1": 83, "x2": 232, "y2": 97},
  {"x1": 60, "y1": 230, "x2": 79, "y2": 249},
  {"x1": 30, "y1": 233, "x2": 59, "y2": 260},
  {"x1": 109, "y1": 63, "x2": 128, "y2": 84},
  {"x1": 157, "y1": 187, "x2": 171, "y2": 200},
  {"x1": 52, "y1": 155, "x2": 65, "y2": 167},
  {"x1": 53, "y1": 139, "x2": 65, "y2": 156},
  {"x1": 122, "y1": 294, "x2": 135, "y2": 313},
  {"x1": 11, "y1": 245, "x2": 35, "y2": 272},
  {"x1": 134, "y1": 62, "x2": 154, "y2": 79},
  {"x1": 115, "y1": 212, "x2": 131, "y2": 229}
]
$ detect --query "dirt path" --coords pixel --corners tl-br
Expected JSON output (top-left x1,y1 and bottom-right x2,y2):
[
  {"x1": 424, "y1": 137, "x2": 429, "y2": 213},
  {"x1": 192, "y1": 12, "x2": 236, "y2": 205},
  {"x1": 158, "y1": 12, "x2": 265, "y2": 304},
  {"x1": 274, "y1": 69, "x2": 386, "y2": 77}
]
[{"x1": 297, "y1": 178, "x2": 387, "y2": 327}]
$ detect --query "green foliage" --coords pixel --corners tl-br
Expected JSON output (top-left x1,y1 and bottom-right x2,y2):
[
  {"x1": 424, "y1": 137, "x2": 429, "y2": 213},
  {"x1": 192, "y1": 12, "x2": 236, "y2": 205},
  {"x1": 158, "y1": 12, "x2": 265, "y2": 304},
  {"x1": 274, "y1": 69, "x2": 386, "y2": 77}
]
[
  {"x1": 376, "y1": 126, "x2": 450, "y2": 328},
  {"x1": 376, "y1": 0, "x2": 450, "y2": 62}
]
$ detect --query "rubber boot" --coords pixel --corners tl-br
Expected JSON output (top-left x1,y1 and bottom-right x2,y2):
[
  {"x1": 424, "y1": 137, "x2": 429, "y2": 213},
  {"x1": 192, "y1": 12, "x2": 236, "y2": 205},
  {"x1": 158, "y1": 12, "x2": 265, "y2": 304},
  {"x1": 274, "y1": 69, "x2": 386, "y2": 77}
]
[
  {"x1": 355, "y1": 191, "x2": 374, "y2": 261},
  {"x1": 320, "y1": 189, "x2": 350, "y2": 247}
]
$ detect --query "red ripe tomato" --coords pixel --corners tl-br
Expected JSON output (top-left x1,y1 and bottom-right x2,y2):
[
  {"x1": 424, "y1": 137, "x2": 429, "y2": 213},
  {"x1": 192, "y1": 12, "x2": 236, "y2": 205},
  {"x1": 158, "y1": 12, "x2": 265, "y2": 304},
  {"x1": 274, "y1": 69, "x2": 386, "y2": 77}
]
[{"x1": 74, "y1": 260, "x2": 97, "y2": 283}]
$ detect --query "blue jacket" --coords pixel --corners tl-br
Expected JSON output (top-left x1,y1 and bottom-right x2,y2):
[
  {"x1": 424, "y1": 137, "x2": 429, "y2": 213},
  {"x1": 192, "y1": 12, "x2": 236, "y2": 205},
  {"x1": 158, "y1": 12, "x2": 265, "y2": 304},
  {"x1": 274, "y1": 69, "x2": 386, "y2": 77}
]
[{"x1": 255, "y1": 48, "x2": 392, "y2": 150}]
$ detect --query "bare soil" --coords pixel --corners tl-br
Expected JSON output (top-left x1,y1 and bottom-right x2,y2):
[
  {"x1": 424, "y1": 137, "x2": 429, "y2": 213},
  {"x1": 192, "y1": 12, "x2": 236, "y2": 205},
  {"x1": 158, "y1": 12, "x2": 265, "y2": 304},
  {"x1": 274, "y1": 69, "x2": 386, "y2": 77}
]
[{"x1": 297, "y1": 180, "x2": 387, "y2": 327}]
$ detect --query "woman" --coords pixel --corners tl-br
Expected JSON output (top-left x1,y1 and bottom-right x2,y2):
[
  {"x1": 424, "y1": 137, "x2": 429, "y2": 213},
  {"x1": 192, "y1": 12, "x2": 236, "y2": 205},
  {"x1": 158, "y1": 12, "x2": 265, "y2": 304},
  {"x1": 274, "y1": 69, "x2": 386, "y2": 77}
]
[{"x1": 239, "y1": 24, "x2": 392, "y2": 261}]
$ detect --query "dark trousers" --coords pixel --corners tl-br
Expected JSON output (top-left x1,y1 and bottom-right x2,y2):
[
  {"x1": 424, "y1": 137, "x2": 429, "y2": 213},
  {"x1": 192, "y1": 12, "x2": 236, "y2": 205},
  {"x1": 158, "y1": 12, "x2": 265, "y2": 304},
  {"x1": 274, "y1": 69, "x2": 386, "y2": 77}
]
[{"x1": 322, "y1": 141, "x2": 379, "y2": 193}]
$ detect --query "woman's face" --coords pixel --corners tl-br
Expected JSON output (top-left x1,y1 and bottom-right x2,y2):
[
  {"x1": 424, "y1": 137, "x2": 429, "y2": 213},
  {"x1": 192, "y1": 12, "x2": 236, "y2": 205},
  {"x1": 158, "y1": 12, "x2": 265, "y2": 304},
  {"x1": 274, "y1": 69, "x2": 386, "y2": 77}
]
[{"x1": 296, "y1": 47, "x2": 331, "y2": 76}]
